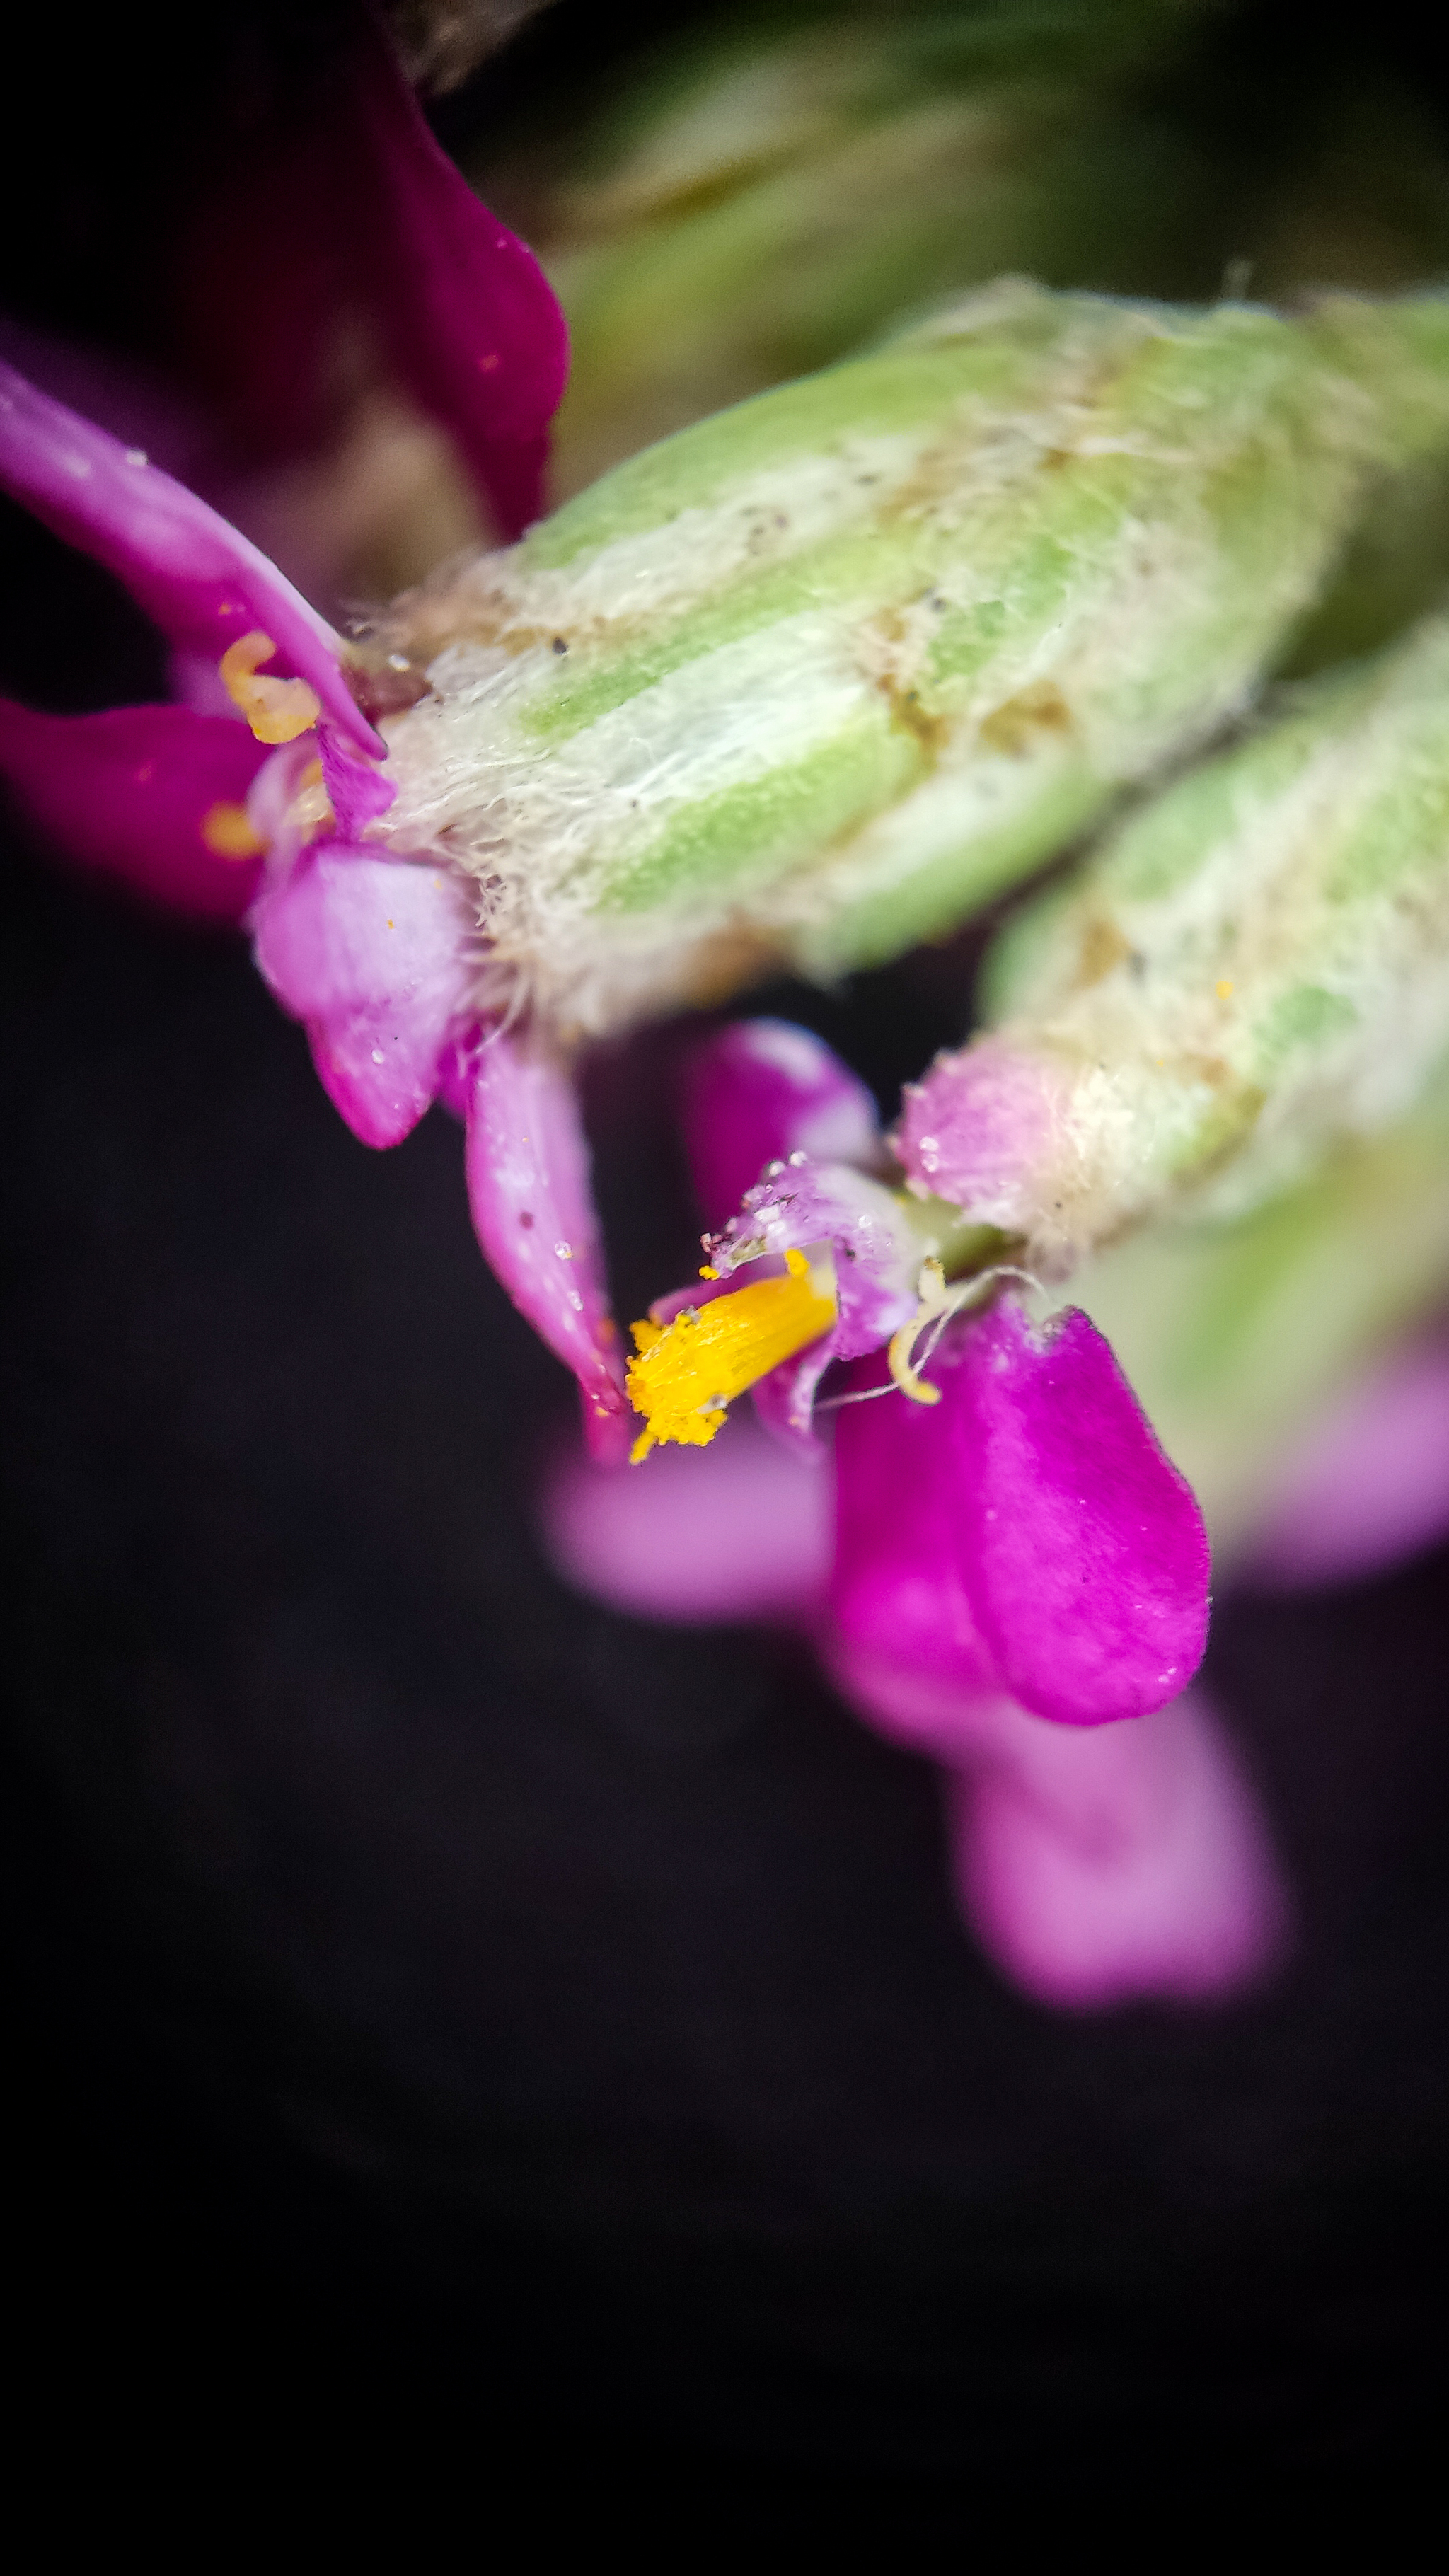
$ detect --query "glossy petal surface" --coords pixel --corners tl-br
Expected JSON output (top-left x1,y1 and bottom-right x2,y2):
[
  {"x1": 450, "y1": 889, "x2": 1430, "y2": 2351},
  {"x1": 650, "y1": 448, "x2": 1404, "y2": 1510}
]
[
  {"x1": 831, "y1": 1349, "x2": 999, "y2": 1699},
  {"x1": 959, "y1": 1300, "x2": 1211, "y2": 1725},
  {"x1": 831, "y1": 1300, "x2": 1210, "y2": 1726},
  {"x1": 465, "y1": 1035, "x2": 629, "y2": 1460},
  {"x1": 0, "y1": 696, "x2": 264, "y2": 920},
  {"x1": 0, "y1": 361, "x2": 381, "y2": 757},
  {"x1": 251, "y1": 845, "x2": 471, "y2": 1146}
]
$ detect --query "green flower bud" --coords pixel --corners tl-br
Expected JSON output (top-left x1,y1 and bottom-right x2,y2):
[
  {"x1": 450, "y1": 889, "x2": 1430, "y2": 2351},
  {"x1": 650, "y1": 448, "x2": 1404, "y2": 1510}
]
[
  {"x1": 929, "y1": 606, "x2": 1449, "y2": 1269},
  {"x1": 376, "y1": 284, "x2": 1449, "y2": 1041},
  {"x1": 1069, "y1": 1049, "x2": 1449, "y2": 1556},
  {"x1": 485, "y1": 1, "x2": 1222, "y2": 496}
]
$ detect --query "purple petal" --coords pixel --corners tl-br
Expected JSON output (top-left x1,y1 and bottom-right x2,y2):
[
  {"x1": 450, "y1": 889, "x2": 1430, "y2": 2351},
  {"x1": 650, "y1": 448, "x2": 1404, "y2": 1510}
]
[
  {"x1": 1247, "y1": 1334, "x2": 1449, "y2": 1588},
  {"x1": 830, "y1": 1350, "x2": 1001, "y2": 1700},
  {"x1": 346, "y1": 17, "x2": 569, "y2": 537},
  {"x1": 540, "y1": 1410, "x2": 832, "y2": 1624},
  {"x1": 318, "y1": 725, "x2": 396, "y2": 841},
  {"x1": 0, "y1": 695, "x2": 265, "y2": 921},
  {"x1": 895, "y1": 1036, "x2": 1062, "y2": 1232},
  {"x1": 958, "y1": 1300, "x2": 1211, "y2": 1725},
  {"x1": 713, "y1": 1162, "x2": 917, "y2": 1354},
  {"x1": 683, "y1": 1020, "x2": 881, "y2": 1230},
  {"x1": 949, "y1": 1687, "x2": 1290, "y2": 2008},
  {"x1": 251, "y1": 845, "x2": 473, "y2": 1146},
  {"x1": 463, "y1": 1034, "x2": 630, "y2": 1462},
  {"x1": 829, "y1": 1300, "x2": 1210, "y2": 1726},
  {"x1": 0, "y1": 359, "x2": 381, "y2": 758}
]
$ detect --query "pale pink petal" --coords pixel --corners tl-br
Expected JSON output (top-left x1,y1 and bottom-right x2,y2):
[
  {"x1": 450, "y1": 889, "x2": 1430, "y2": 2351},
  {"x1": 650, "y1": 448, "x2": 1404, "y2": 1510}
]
[
  {"x1": 541, "y1": 1410, "x2": 832, "y2": 1624},
  {"x1": 0, "y1": 695, "x2": 265, "y2": 921},
  {"x1": 0, "y1": 358, "x2": 381, "y2": 757},
  {"x1": 464, "y1": 1033, "x2": 630, "y2": 1460},
  {"x1": 894, "y1": 1034, "x2": 1061, "y2": 1233},
  {"x1": 250, "y1": 845, "x2": 473, "y2": 1146},
  {"x1": 1247, "y1": 1334, "x2": 1449, "y2": 1588},
  {"x1": 683, "y1": 1019, "x2": 881, "y2": 1230},
  {"x1": 949, "y1": 1687, "x2": 1291, "y2": 2009},
  {"x1": 822, "y1": 1634, "x2": 1007, "y2": 1763},
  {"x1": 710, "y1": 1157, "x2": 921, "y2": 1455}
]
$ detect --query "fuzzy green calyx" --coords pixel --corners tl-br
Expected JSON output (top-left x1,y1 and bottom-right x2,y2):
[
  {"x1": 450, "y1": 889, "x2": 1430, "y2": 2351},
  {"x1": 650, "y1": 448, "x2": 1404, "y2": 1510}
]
[
  {"x1": 966, "y1": 608, "x2": 1449, "y2": 1262},
  {"x1": 375, "y1": 280, "x2": 1449, "y2": 1041}
]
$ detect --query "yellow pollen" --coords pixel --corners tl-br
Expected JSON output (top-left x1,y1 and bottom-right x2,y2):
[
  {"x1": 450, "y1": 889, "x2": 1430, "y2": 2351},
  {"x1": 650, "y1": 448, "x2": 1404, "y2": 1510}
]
[
  {"x1": 626, "y1": 1246, "x2": 836, "y2": 1463},
  {"x1": 200, "y1": 799, "x2": 266, "y2": 859},
  {"x1": 1216, "y1": 977, "x2": 1235, "y2": 1000},
  {"x1": 219, "y1": 630, "x2": 323, "y2": 745}
]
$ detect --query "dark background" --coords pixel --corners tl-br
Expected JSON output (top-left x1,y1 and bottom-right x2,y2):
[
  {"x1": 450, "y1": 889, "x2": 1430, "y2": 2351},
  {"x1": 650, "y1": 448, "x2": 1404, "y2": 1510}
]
[{"x1": 4, "y1": 0, "x2": 1448, "y2": 2505}]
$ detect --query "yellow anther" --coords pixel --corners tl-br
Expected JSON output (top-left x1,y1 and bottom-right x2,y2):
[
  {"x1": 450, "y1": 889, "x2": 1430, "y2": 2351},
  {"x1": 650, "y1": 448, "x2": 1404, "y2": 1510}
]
[
  {"x1": 627, "y1": 1245, "x2": 836, "y2": 1463},
  {"x1": 1216, "y1": 977, "x2": 1235, "y2": 1000},
  {"x1": 219, "y1": 630, "x2": 323, "y2": 746},
  {"x1": 200, "y1": 799, "x2": 266, "y2": 860}
]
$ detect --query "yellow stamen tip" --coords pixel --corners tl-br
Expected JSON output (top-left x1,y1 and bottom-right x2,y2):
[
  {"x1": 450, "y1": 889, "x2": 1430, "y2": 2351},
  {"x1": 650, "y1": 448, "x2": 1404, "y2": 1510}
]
[
  {"x1": 220, "y1": 630, "x2": 323, "y2": 746},
  {"x1": 626, "y1": 1251, "x2": 836, "y2": 1458},
  {"x1": 200, "y1": 799, "x2": 265, "y2": 860}
]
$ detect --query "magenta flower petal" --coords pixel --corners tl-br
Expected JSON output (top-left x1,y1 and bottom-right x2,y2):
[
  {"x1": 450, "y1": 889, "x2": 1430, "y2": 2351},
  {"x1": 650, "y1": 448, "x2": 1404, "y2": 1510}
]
[
  {"x1": 464, "y1": 1034, "x2": 630, "y2": 1461},
  {"x1": 347, "y1": 16, "x2": 569, "y2": 538},
  {"x1": 1247, "y1": 1334, "x2": 1449, "y2": 1588},
  {"x1": 959, "y1": 1300, "x2": 1211, "y2": 1725},
  {"x1": 0, "y1": 359, "x2": 381, "y2": 757},
  {"x1": 541, "y1": 1409, "x2": 832, "y2": 1624},
  {"x1": 949, "y1": 1687, "x2": 1290, "y2": 2008},
  {"x1": 683, "y1": 1019, "x2": 881, "y2": 1230},
  {"x1": 251, "y1": 845, "x2": 473, "y2": 1146},
  {"x1": 830, "y1": 1300, "x2": 1209, "y2": 1726},
  {"x1": 318, "y1": 727, "x2": 396, "y2": 841},
  {"x1": 831, "y1": 1350, "x2": 1001, "y2": 1698},
  {"x1": 0, "y1": 695, "x2": 265, "y2": 920}
]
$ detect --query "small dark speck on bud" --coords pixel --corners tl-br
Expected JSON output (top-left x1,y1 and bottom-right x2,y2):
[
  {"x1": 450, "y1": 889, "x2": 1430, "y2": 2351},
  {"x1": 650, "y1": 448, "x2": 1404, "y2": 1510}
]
[
  {"x1": 519, "y1": 1211, "x2": 534, "y2": 1228},
  {"x1": 551, "y1": 636, "x2": 569, "y2": 654}
]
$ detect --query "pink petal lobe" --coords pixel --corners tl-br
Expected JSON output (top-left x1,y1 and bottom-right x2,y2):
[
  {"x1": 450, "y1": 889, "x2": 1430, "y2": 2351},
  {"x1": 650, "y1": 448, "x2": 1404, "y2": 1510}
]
[
  {"x1": 0, "y1": 359, "x2": 381, "y2": 756},
  {"x1": 541, "y1": 1411, "x2": 832, "y2": 1624},
  {"x1": 961, "y1": 1300, "x2": 1211, "y2": 1725},
  {"x1": 464, "y1": 1034, "x2": 630, "y2": 1460},
  {"x1": 683, "y1": 1020, "x2": 881, "y2": 1229},
  {"x1": 250, "y1": 845, "x2": 472, "y2": 1146},
  {"x1": 347, "y1": 18, "x2": 569, "y2": 537},
  {"x1": 0, "y1": 696, "x2": 265, "y2": 920},
  {"x1": 949, "y1": 1688, "x2": 1291, "y2": 2009},
  {"x1": 1247, "y1": 1334, "x2": 1449, "y2": 1588}
]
